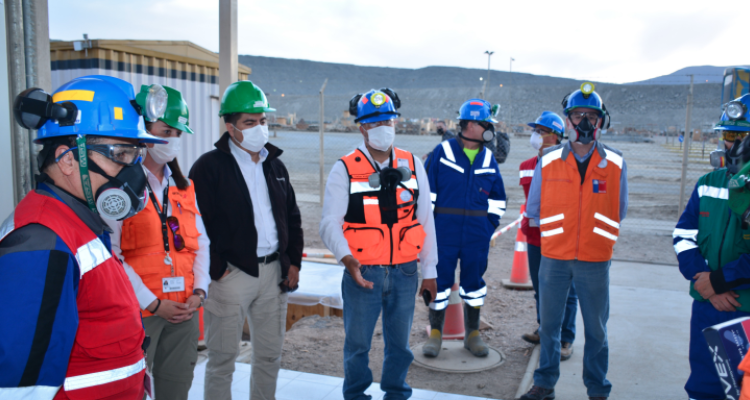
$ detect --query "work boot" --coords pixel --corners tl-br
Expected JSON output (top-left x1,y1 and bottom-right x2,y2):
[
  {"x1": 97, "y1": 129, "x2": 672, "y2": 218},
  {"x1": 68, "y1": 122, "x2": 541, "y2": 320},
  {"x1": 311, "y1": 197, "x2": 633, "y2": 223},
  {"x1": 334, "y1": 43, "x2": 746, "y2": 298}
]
[
  {"x1": 463, "y1": 304, "x2": 489, "y2": 357},
  {"x1": 519, "y1": 385, "x2": 555, "y2": 400},
  {"x1": 423, "y1": 308, "x2": 445, "y2": 358},
  {"x1": 560, "y1": 341, "x2": 574, "y2": 361},
  {"x1": 522, "y1": 328, "x2": 540, "y2": 344}
]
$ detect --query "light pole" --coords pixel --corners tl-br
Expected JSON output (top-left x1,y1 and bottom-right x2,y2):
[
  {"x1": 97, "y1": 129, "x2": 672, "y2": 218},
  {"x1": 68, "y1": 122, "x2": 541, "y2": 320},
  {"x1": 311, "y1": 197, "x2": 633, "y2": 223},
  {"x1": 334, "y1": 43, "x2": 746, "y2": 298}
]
[
  {"x1": 508, "y1": 57, "x2": 515, "y2": 130},
  {"x1": 482, "y1": 51, "x2": 494, "y2": 100}
]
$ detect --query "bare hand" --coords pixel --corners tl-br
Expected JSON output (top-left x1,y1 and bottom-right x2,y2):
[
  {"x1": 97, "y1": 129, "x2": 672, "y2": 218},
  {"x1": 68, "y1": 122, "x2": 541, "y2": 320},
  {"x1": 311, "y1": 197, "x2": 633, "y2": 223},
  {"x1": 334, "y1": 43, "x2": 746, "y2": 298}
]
[
  {"x1": 693, "y1": 272, "x2": 716, "y2": 299},
  {"x1": 709, "y1": 291, "x2": 741, "y2": 312},
  {"x1": 149, "y1": 299, "x2": 195, "y2": 323},
  {"x1": 419, "y1": 278, "x2": 437, "y2": 303},
  {"x1": 342, "y1": 255, "x2": 373, "y2": 289},
  {"x1": 284, "y1": 265, "x2": 300, "y2": 289}
]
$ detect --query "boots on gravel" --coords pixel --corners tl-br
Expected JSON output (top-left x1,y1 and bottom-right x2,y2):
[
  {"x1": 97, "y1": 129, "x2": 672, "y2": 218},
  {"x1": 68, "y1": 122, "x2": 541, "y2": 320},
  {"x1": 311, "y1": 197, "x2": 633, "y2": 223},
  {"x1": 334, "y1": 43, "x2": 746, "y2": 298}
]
[
  {"x1": 422, "y1": 308, "x2": 445, "y2": 358},
  {"x1": 463, "y1": 303, "x2": 489, "y2": 357}
]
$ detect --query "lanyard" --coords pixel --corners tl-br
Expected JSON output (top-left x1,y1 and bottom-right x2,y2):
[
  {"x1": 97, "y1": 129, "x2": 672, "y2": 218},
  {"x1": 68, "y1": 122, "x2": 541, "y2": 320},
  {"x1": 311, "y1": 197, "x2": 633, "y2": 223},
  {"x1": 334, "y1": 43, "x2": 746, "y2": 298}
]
[{"x1": 146, "y1": 181, "x2": 171, "y2": 254}]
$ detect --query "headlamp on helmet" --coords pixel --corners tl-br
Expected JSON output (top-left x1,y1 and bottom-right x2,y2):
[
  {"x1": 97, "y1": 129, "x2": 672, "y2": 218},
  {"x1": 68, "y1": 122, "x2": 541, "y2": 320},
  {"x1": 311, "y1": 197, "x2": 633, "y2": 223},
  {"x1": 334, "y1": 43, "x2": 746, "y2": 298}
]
[
  {"x1": 135, "y1": 84, "x2": 168, "y2": 122},
  {"x1": 580, "y1": 82, "x2": 595, "y2": 99},
  {"x1": 726, "y1": 101, "x2": 747, "y2": 121}
]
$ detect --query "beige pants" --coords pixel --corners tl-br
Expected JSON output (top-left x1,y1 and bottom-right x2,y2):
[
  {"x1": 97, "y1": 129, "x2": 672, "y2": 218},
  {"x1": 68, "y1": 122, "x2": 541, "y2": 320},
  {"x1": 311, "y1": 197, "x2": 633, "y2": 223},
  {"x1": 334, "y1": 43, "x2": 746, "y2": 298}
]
[
  {"x1": 203, "y1": 260, "x2": 288, "y2": 400},
  {"x1": 142, "y1": 314, "x2": 200, "y2": 400}
]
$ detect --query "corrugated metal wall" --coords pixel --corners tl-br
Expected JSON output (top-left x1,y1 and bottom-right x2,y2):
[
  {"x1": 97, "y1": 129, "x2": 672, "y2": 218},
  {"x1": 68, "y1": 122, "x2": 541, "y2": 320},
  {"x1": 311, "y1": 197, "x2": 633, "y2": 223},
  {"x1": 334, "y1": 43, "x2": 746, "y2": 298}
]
[{"x1": 50, "y1": 43, "x2": 250, "y2": 172}]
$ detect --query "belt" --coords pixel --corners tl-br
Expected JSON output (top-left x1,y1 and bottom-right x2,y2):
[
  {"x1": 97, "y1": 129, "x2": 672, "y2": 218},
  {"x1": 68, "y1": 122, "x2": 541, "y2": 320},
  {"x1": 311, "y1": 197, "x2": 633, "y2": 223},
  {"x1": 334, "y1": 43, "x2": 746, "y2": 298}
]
[
  {"x1": 257, "y1": 252, "x2": 279, "y2": 264},
  {"x1": 434, "y1": 207, "x2": 488, "y2": 217}
]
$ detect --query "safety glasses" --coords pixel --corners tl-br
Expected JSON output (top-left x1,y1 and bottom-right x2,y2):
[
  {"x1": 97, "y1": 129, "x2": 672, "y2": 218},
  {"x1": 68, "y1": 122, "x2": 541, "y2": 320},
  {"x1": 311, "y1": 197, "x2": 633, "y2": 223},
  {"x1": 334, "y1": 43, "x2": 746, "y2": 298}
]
[
  {"x1": 568, "y1": 111, "x2": 600, "y2": 124},
  {"x1": 361, "y1": 119, "x2": 396, "y2": 130},
  {"x1": 533, "y1": 128, "x2": 557, "y2": 136},
  {"x1": 56, "y1": 144, "x2": 145, "y2": 166},
  {"x1": 166, "y1": 216, "x2": 185, "y2": 251},
  {"x1": 723, "y1": 131, "x2": 750, "y2": 142}
]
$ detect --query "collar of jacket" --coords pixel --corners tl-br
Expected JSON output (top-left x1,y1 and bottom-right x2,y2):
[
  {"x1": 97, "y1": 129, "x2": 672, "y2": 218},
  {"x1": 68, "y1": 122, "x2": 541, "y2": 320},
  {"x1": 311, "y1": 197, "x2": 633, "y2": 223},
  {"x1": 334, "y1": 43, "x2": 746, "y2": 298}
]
[
  {"x1": 215, "y1": 131, "x2": 284, "y2": 162},
  {"x1": 35, "y1": 174, "x2": 111, "y2": 236}
]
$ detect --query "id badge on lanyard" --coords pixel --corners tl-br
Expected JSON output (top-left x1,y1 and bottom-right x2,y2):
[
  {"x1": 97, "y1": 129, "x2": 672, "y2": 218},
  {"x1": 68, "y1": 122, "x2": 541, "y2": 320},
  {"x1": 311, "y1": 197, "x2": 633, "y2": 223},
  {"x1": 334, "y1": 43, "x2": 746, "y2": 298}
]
[{"x1": 147, "y1": 182, "x2": 184, "y2": 288}]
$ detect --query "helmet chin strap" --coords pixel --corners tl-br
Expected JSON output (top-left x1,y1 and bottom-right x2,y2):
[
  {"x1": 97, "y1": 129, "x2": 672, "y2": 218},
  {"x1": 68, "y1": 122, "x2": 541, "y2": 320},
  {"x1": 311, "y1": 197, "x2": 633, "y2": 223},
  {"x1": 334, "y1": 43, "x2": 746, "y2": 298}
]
[
  {"x1": 458, "y1": 132, "x2": 484, "y2": 144},
  {"x1": 75, "y1": 135, "x2": 98, "y2": 212}
]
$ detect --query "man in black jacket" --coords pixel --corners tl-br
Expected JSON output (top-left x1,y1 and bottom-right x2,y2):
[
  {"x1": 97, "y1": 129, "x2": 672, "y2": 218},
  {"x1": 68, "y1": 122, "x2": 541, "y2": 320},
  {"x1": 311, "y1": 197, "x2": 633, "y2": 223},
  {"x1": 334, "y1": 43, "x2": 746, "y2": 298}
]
[{"x1": 189, "y1": 81, "x2": 303, "y2": 400}]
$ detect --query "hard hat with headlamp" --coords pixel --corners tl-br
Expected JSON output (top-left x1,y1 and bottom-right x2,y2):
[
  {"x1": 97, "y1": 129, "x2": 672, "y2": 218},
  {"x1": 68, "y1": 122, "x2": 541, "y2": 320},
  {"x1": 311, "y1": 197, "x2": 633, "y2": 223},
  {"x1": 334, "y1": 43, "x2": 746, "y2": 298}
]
[
  {"x1": 13, "y1": 75, "x2": 167, "y2": 221},
  {"x1": 349, "y1": 88, "x2": 401, "y2": 125},
  {"x1": 457, "y1": 98, "x2": 500, "y2": 143},
  {"x1": 562, "y1": 82, "x2": 611, "y2": 145},
  {"x1": 137, "y1": 84, "x2": 193, "y2": 134},
  {"x1": 710, "y1": 95, "x2": 750, "y2": 170}
]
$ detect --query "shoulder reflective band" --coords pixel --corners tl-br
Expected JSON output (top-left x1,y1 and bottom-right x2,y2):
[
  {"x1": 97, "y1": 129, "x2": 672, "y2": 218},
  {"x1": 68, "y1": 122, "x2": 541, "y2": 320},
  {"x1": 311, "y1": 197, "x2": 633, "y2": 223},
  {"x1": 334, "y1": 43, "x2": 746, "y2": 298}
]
[{"x1": 76, "y1": 135, "x2": 98, "y2": 212}]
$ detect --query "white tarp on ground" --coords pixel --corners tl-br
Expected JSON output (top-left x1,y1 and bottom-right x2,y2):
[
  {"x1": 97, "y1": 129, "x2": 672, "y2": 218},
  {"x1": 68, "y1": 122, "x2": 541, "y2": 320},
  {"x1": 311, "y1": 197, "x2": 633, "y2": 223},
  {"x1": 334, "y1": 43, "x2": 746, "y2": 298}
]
[{"x1": 288, "y1": 261, "x2": 344, "y2": 309}]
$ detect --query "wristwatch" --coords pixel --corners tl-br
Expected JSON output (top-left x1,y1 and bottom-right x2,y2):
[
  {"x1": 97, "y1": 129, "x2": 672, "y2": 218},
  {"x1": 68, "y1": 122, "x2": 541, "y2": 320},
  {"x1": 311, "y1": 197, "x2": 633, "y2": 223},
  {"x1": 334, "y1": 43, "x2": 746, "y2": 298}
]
[{"x1": 194, "y1": 289, "x2": 205, "y2": 308}]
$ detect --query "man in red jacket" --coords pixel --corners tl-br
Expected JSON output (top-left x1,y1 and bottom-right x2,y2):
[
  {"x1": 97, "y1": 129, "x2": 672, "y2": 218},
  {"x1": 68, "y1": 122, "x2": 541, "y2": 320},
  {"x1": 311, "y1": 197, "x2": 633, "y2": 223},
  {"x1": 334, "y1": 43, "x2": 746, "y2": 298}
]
[{"x1": 520, "y1": 111, "x2": 578, "y2": 361}]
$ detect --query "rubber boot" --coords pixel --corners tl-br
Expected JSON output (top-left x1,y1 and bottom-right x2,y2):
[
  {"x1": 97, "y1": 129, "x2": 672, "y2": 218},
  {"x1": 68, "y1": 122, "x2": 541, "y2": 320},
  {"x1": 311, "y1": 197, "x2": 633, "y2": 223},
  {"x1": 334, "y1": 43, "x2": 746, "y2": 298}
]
[
  {"x1": 463, "y1": 304, "x2": 489, "y2": 357},
  {"x1": 422, "y1": 308, "x2": 446, "y2": 358}
]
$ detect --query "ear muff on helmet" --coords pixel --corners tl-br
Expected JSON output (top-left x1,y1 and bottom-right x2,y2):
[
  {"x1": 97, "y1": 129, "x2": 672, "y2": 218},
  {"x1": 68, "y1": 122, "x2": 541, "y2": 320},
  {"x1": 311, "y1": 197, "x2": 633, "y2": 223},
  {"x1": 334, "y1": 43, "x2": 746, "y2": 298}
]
[
  {"x1": 379, "y1": 88, "x2": 401, "y2": 109},
  {"x1": 349, "y1": 93, "x2": 363, "y2": 117},
  {"x1": 601, "y1": 104, "x2": 611, "y2": 130}
]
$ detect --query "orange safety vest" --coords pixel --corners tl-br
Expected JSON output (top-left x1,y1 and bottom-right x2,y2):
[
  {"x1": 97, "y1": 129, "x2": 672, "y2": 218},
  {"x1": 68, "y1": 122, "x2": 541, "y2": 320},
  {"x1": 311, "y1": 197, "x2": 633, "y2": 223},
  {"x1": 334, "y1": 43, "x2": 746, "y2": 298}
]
[
  {"x1": 539, "y1": 142, "x2": 623, "y2": 262},
  {"x1": 341, "y1": 147, "x2": 426, "y2": 265},
  {"x1": 121, "y1": 178, "x2": 201, "y2": 317}
]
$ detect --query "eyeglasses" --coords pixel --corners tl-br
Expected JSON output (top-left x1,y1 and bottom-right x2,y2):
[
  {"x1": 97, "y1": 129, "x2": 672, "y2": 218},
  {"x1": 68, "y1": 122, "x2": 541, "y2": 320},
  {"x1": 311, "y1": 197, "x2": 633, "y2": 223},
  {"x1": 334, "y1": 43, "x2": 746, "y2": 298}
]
[
  {"x1": 533, "y1": 128, "x2": 556, "y2": 136},
  {"x1": 166, "y1": 216, "x2": 185, "y2": 251},
  {"x1": 56, "y1": 144, "x2": 145, "y2": 166},
  {"x1": 362, "y1": 119, "x2": 395, "y2": 129},
  {"x1": 569, "y1": 111, "x2": 600, "y2": 124},
  {"x1": 723, "y1": 131, "x2": 750, "y2": 142}
]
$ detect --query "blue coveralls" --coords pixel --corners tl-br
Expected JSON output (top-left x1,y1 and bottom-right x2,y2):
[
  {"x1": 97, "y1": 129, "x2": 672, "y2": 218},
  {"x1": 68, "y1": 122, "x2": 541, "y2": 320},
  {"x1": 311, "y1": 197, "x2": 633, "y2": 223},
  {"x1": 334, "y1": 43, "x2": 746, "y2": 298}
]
[{"x1": 426, "y1": 138, "x2": 507, "y2": 310}]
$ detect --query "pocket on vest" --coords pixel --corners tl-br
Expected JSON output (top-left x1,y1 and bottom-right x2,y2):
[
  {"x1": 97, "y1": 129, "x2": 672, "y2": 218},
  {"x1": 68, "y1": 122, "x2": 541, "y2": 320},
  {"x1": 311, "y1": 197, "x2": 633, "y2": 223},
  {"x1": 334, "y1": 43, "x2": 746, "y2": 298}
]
[
  {"x1": 398, "y1": 224, "x2": 426, "y2": 258},
  {"x1": 344, "y1": 227, "x2": 385, "y2": 261}
]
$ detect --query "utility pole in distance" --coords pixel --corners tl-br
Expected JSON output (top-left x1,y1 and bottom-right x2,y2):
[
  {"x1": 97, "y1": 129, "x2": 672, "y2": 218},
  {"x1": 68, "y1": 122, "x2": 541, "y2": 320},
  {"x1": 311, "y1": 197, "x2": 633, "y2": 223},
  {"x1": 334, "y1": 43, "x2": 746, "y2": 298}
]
[
  {"x1": 319, "y1": 78, "x2": 328, "y2": 204},
  {"x1": 508, "y1": 57, "x2": 515, "y2": 131},
  {"x1": 678, "y1": 74, "x2": 694, "y2": 213},
  {"x1": 482, "y1": 51, "x2": 493, "y2": 100}
]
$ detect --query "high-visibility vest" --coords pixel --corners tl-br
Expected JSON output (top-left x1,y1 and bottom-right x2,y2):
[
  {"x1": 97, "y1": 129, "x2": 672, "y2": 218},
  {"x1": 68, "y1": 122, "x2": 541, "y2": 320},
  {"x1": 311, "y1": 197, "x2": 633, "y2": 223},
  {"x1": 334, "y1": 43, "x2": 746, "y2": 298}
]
[
  {"x1": 121, "y1": 179, "x2": 200, "y2": 317},
  {"x1": 341, "y1": 148, "x2": 426, "y2": 265},
  {"x1": 539, "y1": 142, "x2": 623, "y2": 262},
  {"x1": 10, "y1": 190, "x2": 145, "y2": 399}
]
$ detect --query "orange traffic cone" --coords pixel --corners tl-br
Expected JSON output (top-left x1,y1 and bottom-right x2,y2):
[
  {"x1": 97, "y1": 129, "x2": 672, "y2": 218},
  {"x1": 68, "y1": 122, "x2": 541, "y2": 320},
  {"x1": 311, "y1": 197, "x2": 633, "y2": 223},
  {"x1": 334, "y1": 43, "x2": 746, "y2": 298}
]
[
  {"x1": 502, "y1": 223, "x2": 533, "y2": 290},
  {"x1": 425, "y1": 282, "x2": 466, "y2": 340}
]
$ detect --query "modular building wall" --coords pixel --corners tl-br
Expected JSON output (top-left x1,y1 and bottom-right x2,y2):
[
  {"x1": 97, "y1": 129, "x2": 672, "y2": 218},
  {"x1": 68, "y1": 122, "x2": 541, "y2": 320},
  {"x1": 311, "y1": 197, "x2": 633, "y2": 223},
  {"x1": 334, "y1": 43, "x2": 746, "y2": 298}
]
[{"x1": 50, "y1": 40, "x2": 251, "y2": 172}]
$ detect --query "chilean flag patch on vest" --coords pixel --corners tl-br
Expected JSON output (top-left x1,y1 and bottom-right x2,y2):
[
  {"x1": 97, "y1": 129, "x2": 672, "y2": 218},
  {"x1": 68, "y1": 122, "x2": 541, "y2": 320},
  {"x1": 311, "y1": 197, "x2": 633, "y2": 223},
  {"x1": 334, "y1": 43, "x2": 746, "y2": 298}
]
[{"x1": 593, "y1": 179, "x2": 607, "y2": 194}]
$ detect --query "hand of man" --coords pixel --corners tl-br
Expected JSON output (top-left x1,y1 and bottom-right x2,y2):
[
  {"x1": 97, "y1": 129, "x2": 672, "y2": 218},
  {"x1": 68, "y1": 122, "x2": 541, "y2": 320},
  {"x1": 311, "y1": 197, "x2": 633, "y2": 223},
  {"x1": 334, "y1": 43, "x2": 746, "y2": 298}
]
[
  {"x1": 342, "y1": 255, "x2": 373, "y2": 289},
  {"x1": 708, "y1": 291, "x2": 741, "y2": 312},
  {"x1": 149, "y1": 299, "x2": 195, "y2": 323},
  {"x1": 693, "y1": 272, "x2": 716, "y2": 299},
  {"x1": 284, "y1": 265, "x2": 300, "y2": 289},
  {"x1": 419, "y1": 278, "x2": 437, "y2": 304}
]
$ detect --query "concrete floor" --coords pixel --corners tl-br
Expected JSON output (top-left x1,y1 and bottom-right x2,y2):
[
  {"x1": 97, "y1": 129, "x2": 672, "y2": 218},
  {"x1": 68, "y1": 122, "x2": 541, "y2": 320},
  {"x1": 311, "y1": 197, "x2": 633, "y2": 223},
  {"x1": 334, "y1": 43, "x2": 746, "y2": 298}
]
[{"x1": 552, "y1": 261, "x2": 692, "y2": 400}]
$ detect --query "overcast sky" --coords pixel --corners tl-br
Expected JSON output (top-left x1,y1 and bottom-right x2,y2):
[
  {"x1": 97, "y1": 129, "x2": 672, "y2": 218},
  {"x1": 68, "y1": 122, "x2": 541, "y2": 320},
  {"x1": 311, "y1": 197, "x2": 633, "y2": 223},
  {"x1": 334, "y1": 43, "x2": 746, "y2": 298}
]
[{"x1": 49, "y1": 0, "x2": 746, "y2": 84}]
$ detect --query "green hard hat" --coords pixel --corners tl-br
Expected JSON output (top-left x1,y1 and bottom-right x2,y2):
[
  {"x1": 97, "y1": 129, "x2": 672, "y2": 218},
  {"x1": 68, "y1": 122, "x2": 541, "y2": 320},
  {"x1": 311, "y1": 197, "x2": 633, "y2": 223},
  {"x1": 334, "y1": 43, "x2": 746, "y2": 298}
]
[
  {"x1": 136, "y1": 84, "x2": 193, "y2": 134},
  {"x1": 219, "y1": 81, "x2": 276, "y2": 116},
  {"x1": 728, "y1": 161, "x2": 750, "y2": 217}
]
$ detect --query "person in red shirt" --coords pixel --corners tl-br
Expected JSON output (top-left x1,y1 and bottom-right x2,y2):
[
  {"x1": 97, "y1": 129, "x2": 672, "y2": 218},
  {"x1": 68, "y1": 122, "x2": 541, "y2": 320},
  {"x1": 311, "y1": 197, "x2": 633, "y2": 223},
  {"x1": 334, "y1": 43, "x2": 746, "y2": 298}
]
[{"x1": 520, "y1": 111, "x2": 578, "y2": 361}]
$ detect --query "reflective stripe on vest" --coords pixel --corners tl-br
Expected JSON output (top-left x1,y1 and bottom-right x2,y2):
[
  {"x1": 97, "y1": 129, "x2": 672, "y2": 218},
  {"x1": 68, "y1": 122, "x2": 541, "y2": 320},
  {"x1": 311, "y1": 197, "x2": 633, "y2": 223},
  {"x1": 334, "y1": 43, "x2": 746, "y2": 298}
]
[
  {"x1": 64, "y1": 358, "x2": 145, "y2": 391},
  {"x1": 76, "y1": 238, "x2": 112, "y2": 278}
]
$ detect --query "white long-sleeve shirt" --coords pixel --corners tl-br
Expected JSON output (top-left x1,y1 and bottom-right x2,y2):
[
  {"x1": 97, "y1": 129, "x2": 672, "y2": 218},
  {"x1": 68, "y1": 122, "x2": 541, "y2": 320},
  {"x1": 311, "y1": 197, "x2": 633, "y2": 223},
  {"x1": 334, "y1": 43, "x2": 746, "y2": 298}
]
[
  {"x1": 105, "y1": 164, "x2": 211, "y2": 309},
  {"x1": 319, "y1": 143, "x2": 438, "y2": 279},
  {"x1": 228, "y1": 139, "x2": 279, "y2": 257}
]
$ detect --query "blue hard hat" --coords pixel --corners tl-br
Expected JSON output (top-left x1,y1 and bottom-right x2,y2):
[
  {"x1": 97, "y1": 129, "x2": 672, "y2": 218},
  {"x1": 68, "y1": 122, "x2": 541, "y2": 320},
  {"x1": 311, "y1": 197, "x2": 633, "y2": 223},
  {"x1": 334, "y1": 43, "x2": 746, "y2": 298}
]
[
  {"x1": 354, "y1": 89, "x2": 400, "y2": 124},
  {"x1": 457, "y1": 99, "x2": 497, "y2": 123},
  {"x1": 563, "y1": 82, "x2": 604, "y2": 116},
  {"x1": 715, "y1": 94, "x2": 750, "y2": 132},
  {"x1": 528, "y1": 111, "x2": 565, "y2": 136},
  {"x1": 35, "y1": 75, "x2": 166, "y2": 144}
]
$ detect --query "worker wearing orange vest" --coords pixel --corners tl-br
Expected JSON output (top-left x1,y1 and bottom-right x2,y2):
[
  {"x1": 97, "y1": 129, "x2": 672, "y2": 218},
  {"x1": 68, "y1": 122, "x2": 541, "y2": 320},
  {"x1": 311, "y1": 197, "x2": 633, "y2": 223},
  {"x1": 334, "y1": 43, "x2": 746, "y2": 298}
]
[
  {"x1": 520, "y1": 111, "x2": 578, "y2": 363},
  {"x1": 105, "y1": 85, "x2": 210, "y2": 400},
  {"x1": 520, "y1": 83, "x2": 629, "y2": 400},
  {"x1": 0, "y1": 75, "x2": 168, "y2": 399},
  {"x1": 320, "y1": 89, "x2": 438, "y2": 400}
]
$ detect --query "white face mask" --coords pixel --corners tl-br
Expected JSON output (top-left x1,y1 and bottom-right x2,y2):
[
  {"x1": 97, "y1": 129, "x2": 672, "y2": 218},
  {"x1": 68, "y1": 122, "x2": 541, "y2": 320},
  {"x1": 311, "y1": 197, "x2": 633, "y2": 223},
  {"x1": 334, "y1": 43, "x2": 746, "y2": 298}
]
[
  {"x1": 148, "y1": 136, "x2": 181, "y2": 164},
  {"x1": 529, "y1": 132, "x2": 544, "y2": 151},
  {"x1": 367, "y1": 125, "x2": 395, "y2": 152},
  {"x1": 236, "y1": 124, "x2": 268, "y2": 152}
]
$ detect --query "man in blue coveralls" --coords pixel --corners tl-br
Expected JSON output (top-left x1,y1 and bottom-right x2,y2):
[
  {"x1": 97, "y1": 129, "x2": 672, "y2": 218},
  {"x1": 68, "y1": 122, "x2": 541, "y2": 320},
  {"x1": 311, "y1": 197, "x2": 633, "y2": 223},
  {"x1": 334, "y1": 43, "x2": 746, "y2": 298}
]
[{"x1": 423, "y1": 98, "x2": 507, "y2": 358}]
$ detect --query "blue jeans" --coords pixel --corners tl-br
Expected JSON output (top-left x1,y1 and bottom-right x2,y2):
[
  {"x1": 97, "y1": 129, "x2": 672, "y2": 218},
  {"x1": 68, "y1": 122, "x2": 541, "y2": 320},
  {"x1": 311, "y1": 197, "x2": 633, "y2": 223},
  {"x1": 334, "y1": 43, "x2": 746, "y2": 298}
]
[
  {"x1": 528, "y1": 244, "x2": 578, "y2": 343},
  {"x1": 534, "y1": 256, "x2": 612, "y2": 397},
  {"x1": 342, "y1": 261, "x2": 419, "y2": 400},
  {"x1": 686, "y1": 300, "x2": 750, "y2": 400}
]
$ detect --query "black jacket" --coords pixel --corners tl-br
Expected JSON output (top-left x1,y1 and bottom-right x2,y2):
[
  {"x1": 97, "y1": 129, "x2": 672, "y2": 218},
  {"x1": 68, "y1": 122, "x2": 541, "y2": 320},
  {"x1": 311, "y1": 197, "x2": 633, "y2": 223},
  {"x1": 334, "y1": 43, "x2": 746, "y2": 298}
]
[{"x1": 189, "y1": 132, "x2": 303, "y2": 281}]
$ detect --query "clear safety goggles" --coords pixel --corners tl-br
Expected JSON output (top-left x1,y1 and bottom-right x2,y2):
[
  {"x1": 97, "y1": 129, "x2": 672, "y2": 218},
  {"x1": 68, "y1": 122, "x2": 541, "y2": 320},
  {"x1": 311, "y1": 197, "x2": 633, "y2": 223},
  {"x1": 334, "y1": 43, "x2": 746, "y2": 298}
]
[
  {"x1": 569, "y1": 111, "x2": 600, "y2": 124},
  {"x1": 533, "y1": 127, "x2": 557, "y2": 137},
  {"x1": 56, "y1": 144, "x2": 145, "y2": 166},
  {"x1": 361, "y1": 119, "x2": 396, "y2": 130}
]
